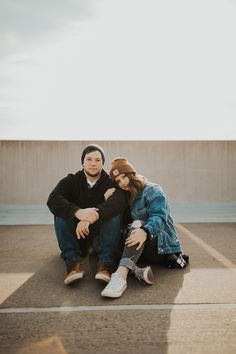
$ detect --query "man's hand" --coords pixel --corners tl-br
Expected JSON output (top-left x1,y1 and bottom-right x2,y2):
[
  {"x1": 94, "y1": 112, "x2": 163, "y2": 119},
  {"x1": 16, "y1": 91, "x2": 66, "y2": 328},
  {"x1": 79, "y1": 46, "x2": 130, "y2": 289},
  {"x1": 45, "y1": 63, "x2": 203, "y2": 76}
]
[
  {"x1": 75, "y1": 208, "x2": 99, "y2": 224},
  {"x1": 104, "y1": 188, "x2": 116, "y2": 200},
  {"x1": 125, "y1": 228, "x2": 147, "y2": 250},
  {"x1": 76, "y1": 221, "x2": 90, "y2": 239}
]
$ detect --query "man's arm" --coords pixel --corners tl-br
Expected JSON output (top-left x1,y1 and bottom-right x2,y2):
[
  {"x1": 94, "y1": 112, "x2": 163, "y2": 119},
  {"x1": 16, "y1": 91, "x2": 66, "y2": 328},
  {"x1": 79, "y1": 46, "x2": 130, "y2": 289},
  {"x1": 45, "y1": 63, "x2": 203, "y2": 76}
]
[
  {"x1": 47, "y1": 175, "x2": 99, "y2": 222},
  {"x1": 97, "y1": 188, "x2": 128, "y2": 220},
  {"x1": 47, "y1": 176, "x2": 79, "y2": 219}
]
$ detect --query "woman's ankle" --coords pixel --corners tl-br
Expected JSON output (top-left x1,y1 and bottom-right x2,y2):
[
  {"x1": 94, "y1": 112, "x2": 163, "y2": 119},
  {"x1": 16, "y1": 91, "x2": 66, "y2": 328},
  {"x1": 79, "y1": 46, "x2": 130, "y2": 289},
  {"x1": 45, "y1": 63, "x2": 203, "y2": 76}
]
[{"x1": 116, "y1": 266, "x2": 129, "y2": 279}]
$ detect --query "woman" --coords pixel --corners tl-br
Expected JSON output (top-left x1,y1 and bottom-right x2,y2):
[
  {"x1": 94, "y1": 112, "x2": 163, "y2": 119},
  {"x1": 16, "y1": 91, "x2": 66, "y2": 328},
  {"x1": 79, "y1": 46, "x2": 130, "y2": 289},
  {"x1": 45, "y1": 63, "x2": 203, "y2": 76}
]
[{"x1": 101, "y1": 157, "x2": 189, "y2": 298}]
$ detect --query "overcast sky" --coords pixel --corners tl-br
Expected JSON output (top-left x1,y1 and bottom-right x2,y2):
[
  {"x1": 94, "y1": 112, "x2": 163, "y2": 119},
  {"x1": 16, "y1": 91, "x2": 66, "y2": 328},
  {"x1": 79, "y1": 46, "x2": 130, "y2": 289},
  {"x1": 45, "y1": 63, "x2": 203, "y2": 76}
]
[{"x1": 0, "y1": 0, "x2": 236, "y2": 140}]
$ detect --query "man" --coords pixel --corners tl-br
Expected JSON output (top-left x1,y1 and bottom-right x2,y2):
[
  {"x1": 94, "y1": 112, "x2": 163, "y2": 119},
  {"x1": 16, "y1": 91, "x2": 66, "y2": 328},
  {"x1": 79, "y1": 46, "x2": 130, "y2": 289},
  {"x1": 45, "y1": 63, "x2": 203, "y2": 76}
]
[{"x1": 47, "y1": 144, "x2": 127, "y2": 285}]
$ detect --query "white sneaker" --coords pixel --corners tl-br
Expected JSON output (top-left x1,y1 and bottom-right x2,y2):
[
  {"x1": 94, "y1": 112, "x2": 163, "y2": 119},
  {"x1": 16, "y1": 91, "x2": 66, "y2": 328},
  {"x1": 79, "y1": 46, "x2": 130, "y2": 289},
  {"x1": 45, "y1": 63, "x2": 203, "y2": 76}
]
[{"x1": 101, "y1": 273, "x2": 127, "y2": 298}]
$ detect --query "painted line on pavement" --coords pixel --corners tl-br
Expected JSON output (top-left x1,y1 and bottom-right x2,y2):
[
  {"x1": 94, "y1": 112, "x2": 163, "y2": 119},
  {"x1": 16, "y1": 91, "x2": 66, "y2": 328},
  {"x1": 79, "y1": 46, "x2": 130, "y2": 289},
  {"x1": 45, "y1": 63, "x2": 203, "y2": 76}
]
[
  {"x1": 1, "y1": 303, "x2": 236, "y2": 314},
  {"x1": 175, "y1": 223, "x2": 236, "y2": 275}
]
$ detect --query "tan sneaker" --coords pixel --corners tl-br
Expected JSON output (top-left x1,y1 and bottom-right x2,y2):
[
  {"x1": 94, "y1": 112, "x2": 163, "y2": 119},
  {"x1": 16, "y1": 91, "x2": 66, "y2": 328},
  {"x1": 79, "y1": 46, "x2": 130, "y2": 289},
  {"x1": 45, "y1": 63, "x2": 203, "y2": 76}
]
[
  {"x1": 64, "y1": 261, "x2": 84, "y2": 285},
  {"x1": 95, "y1": 262, "x2": 112, "y2": 283}
]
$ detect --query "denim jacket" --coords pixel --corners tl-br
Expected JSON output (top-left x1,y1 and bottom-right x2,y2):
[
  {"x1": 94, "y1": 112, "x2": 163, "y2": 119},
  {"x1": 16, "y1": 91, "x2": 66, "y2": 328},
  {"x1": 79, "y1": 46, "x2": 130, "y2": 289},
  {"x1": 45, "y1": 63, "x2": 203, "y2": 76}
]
[{"x1": 130, "y1": 183, "x2": 181, "y2": 255}]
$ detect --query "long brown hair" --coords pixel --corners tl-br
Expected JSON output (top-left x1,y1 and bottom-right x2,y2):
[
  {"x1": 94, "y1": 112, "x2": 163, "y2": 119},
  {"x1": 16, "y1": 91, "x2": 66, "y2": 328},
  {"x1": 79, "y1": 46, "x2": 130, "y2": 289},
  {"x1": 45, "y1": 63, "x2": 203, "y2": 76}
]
[{"x1": 125, "y1": 172, "x2": 146, "y2": 203}]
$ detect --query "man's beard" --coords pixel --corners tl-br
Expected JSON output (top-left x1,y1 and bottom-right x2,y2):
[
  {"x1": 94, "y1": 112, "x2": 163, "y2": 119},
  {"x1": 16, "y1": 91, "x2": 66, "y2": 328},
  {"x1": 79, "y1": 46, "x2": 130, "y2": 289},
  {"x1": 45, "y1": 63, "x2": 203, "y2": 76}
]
[{"x1": 84, "y1": 170, "x2": 101, "y2": 178}]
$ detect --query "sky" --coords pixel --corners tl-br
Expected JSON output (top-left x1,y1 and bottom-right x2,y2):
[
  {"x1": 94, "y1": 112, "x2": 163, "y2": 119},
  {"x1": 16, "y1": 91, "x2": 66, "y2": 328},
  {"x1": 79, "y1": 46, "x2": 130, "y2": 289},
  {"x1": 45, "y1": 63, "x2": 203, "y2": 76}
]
[{"x1": 0, "y1": 0, "x2": 236, "y2": 140}]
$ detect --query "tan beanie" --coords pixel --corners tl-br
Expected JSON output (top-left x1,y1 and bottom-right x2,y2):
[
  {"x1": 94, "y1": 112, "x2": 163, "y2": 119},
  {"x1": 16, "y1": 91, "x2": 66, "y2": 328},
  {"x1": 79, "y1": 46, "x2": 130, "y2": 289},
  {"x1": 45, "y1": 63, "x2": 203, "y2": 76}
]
[{"x1": 109, "y1": 157, "x2": 136, "y2": 181}]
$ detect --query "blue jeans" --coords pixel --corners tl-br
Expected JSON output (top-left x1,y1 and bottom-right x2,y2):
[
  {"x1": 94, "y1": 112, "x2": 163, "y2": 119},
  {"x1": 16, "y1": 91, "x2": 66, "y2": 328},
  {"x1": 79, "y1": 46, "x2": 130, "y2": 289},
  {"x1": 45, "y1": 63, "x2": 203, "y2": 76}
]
[{"x1": 54, "y1": 215, "x2": 122, "y2": 266}]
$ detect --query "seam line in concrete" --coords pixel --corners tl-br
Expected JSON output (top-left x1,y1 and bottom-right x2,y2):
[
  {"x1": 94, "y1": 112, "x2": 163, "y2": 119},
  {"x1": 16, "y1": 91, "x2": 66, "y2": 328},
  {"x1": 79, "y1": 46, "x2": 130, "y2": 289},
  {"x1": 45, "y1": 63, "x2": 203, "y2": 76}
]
[
  {"x1": 175, "y1": 223, "x2": 236, "y2": 275},
  {"x1": 1, "y1": 303, "x2": 236, "y2": 314}
]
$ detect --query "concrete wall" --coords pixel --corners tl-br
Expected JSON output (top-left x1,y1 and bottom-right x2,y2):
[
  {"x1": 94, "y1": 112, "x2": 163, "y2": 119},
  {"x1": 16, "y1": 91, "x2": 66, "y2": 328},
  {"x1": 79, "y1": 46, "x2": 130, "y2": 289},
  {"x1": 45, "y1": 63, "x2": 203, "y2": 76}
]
[{"x1": 0, "y1": 141, "x2": 235, "y2": 204}]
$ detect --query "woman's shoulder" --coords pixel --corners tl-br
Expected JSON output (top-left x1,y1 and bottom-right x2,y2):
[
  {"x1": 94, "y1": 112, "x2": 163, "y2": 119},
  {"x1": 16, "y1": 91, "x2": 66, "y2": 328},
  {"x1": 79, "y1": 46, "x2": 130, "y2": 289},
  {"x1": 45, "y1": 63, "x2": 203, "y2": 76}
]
[
  {"x1": 144, "y1": 182, "x2": 162, "y2": 191},
  {"x1": 143, "y1": 182, "x2": 165, "y2": 197}
]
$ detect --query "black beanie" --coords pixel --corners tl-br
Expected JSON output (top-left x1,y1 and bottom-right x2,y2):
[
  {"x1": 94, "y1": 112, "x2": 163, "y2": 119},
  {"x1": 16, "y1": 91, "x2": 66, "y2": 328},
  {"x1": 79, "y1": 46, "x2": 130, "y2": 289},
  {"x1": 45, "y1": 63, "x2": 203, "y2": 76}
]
[{"x1": 81, "y1": 144, "x2": 105, "y2": 164}]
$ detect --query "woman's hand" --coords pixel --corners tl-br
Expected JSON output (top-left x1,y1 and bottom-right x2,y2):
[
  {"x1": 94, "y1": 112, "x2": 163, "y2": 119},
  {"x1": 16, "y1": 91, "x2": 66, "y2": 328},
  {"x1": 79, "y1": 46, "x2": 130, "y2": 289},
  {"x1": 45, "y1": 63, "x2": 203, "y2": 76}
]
[
  {"x1": 104, "y1": 188, "x2": 116, "y2": 200},
  {"x1": 76, "y1": 220, "x2": 90, "y2": 239},
  {"x1": 125, "y1": 228, "x2": 147, "y2": 250}
]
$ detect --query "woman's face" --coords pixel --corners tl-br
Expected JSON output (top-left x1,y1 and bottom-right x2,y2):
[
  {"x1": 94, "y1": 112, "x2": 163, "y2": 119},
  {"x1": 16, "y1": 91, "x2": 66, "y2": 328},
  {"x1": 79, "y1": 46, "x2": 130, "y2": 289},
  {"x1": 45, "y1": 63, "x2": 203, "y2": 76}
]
[{"x1": 115, "y1": 174, "x2": 130, "y2": 191}]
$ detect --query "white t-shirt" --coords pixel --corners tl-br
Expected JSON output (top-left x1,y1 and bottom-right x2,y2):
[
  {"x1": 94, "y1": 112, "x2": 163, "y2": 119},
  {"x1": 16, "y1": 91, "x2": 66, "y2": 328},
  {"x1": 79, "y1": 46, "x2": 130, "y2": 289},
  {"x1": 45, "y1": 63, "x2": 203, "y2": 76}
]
[{"x1": 87, "y1": 179, "x2": 97, "y2": 189}]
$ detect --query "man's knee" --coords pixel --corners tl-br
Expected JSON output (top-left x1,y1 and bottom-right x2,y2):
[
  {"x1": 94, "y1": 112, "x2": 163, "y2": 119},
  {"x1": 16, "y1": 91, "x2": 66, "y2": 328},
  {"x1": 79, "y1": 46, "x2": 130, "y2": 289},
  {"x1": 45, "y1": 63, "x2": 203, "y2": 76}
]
[
  {"x1": 54, "y1": 216, "x2": 76, "y2": 234},
  {"x1": 109, "y1": 214, "x2": 122, "y2": 224},
  {"x1": 100, "y1": 214, "x2": 123, "y2": 230}
]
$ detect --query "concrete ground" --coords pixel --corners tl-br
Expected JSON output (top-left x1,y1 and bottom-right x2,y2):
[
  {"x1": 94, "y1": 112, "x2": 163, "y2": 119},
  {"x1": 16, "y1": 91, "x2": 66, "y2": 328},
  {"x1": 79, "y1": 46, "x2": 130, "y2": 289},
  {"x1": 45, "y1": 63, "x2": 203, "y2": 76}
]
[{"x1": 0, "y1": 223, "x2": 236, "y2": 354}]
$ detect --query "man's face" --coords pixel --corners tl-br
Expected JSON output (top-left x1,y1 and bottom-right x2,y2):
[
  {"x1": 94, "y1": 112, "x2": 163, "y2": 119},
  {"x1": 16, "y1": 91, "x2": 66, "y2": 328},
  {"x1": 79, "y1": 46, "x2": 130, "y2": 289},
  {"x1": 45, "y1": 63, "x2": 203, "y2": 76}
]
[{"x1": 83, "y1": 150, "x2": 103, "y2": 178}]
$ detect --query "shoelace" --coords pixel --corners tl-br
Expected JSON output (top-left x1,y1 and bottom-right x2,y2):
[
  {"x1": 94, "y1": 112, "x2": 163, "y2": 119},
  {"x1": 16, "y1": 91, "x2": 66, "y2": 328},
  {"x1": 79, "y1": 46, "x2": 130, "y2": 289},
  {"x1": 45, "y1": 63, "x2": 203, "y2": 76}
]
[
  {"x1": 98, "y1": 263, "x2": 110, "y2": 272},
  {"x1": 107, "y1": 274, "x2": 124, "y2": 289}
]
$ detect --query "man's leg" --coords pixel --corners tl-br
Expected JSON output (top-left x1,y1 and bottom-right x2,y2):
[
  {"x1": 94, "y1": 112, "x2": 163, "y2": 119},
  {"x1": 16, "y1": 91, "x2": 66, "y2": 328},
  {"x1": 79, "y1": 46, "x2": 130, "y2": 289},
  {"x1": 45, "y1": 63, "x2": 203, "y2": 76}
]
[
  {"x1": 95, "y1": 214, "x2": 123, "y2": 282},
  {"x1": 54, "y1": 216, "x2": 86, "y2": 284},
  {"x1": 54, "y1": 216, "x2": 83, "y2": 264}
]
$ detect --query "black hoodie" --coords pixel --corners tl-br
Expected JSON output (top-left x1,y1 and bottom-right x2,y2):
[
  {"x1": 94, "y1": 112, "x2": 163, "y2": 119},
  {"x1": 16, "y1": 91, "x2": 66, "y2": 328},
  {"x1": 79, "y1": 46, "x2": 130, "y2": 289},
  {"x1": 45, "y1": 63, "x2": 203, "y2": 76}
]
[{"x1": 47, "y1": 169, "x2": 128, "y2": 220}]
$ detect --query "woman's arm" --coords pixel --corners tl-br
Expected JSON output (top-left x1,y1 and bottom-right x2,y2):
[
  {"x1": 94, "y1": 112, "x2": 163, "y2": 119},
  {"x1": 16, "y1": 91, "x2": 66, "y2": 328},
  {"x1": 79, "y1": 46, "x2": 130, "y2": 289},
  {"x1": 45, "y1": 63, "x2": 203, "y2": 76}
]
[
  {"x1": 97, "y1": 188, "x2": 128, "y2": 220},
  {"x1": 141, "y1": 185, "x2": 169, "y2": 239}
]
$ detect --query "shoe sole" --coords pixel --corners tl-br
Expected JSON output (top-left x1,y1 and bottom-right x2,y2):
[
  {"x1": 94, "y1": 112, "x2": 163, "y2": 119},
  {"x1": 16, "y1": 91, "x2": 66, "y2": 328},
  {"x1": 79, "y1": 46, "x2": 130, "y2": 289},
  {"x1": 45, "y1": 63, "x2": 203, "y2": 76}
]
[
  {"x1": 143, "y1": 266, "x2": 154, "y2": 285},
  {"x1": 101, "y1": 284, "x2": 127, "y2": 298},
  {"x1": 64, "y1": 272, "x2": 84, "y2": 285},
  {"x1": 95, "y1": 274, "x2": 111, "y2": 283}
]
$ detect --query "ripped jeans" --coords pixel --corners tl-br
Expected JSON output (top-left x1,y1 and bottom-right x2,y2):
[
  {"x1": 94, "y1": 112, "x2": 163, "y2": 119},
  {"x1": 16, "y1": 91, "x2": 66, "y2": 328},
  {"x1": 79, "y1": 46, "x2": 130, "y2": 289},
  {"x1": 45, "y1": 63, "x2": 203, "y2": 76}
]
[{"x1": 119, "y1": 220, "x2": 166, "y2": 271}]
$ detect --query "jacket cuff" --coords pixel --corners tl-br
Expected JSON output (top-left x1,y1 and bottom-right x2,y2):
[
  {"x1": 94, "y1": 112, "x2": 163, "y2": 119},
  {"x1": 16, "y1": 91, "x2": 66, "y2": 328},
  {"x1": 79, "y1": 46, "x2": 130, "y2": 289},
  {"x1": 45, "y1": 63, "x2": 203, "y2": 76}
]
[
  {"x1": 141, "y1": 226, "x2": 151, "y2": 239},
  {"x1": 71, "y1": 206, "x2": 80, "y2": 219},
  {"x1": 141, "y1": 225, "x2": 155, "y2": 240}
]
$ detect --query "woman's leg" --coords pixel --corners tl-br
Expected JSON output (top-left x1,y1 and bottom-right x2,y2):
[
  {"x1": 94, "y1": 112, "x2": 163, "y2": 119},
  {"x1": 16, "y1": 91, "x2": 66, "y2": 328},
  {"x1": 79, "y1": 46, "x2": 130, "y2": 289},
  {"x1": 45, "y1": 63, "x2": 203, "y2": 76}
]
[
  {"x1": 139, "y1": 237, "x2": 166, "y2": 264},
  {"x1": 101, "y1": 221, "x2": 154, "y2": 298},
  {"x1": 140, "y1": 237, "x2": 189, "y2": 268}
]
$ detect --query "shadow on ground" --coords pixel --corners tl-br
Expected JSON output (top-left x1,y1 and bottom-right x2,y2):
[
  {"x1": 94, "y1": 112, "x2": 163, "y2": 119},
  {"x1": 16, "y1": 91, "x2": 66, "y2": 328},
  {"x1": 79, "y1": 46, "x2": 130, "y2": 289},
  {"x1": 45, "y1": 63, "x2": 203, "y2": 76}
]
[{"x1": 0, "y1": 224, "x2": 236, "y2": 354}]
